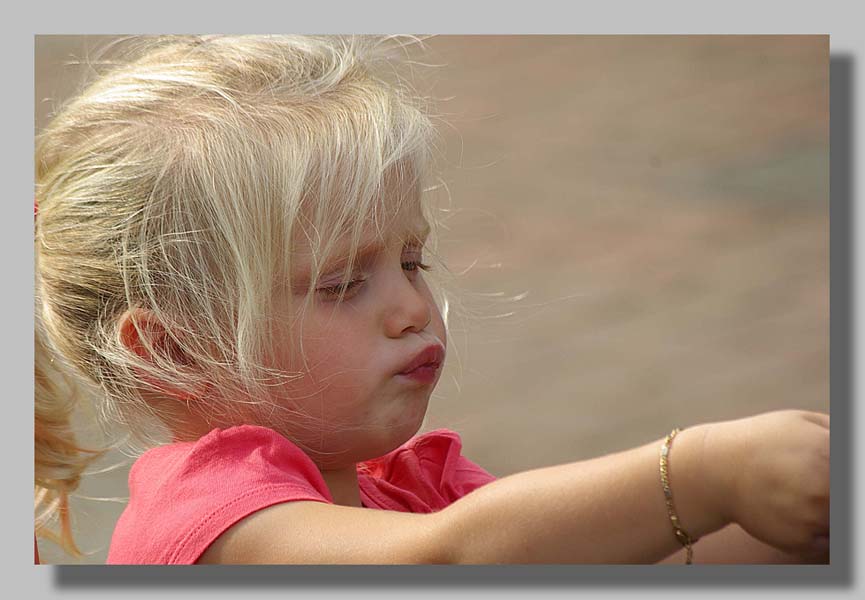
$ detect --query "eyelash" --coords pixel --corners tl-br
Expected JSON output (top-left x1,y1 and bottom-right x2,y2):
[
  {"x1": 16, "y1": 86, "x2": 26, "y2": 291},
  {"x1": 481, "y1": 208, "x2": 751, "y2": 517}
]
[
  {"x1": 317, "y1": 259, "x2": 432, "y2": 298},
  {"x1": 402, "y1": 259, "x2": 432, "y2": 273}
]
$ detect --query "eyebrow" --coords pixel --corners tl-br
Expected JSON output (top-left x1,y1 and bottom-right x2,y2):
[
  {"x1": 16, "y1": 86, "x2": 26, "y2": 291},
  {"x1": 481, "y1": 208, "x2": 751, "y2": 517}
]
[
  {"x1": 293, "y1": 222, "x2": 431, "y2": 284},
  {"x1": 335, "y1": 223, "x2": 431, "y2": 267}
]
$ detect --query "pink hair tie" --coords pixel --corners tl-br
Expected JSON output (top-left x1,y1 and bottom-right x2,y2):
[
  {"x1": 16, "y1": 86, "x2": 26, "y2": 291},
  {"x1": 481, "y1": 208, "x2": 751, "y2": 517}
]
[{"x1": 34, "y1": 197, "x2": 38, "y2": 217}]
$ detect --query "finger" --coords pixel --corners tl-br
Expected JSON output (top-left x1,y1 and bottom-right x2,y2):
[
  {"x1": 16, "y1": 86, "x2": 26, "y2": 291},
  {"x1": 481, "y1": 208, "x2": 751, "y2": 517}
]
[{"x1": 800, "y1": 411, "x2": 830, "y2": 429}]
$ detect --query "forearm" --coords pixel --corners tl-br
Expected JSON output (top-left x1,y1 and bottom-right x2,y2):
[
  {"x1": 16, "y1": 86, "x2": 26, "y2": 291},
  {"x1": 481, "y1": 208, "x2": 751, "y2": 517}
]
[{"x1": 434, "y1": 424, "x2": 729, "y2": 564}]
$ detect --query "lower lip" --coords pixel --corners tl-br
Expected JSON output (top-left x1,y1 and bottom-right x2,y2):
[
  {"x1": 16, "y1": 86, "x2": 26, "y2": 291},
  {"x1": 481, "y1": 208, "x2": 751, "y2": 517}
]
[{"x1": 397, "y1": 363, "x2": 441, "y2": 385}]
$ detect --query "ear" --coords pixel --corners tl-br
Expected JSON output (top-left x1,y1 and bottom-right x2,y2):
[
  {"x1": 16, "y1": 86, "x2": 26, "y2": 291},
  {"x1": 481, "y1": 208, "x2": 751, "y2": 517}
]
[
  {"x1": 117, "y1": 308, "x2": 189, "y2": 365},
  {"x1": 117, "y1": 308, "x2": 204, "y2": 400}
]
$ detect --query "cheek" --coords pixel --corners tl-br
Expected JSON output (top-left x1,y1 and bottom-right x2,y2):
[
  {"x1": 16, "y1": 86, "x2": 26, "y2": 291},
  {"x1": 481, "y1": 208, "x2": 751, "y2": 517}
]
[
  {"x1": 276, "y1": 337, "x2": 372, "y2": 418},
  {"x1": 295, "y1": 317, "x2": 373, "y2": 383}
]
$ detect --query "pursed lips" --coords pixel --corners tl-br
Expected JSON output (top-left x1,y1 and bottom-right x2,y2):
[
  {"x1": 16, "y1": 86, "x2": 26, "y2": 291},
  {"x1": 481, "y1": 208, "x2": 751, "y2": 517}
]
[{"x1": 397, "y1": 344, "x2": 445, "y2": 375}]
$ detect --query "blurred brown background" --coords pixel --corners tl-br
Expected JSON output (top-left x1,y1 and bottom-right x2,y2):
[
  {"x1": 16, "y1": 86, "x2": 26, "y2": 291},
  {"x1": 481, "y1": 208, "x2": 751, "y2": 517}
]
[{"x1": 35, "y1": 35, "x2": 829, "y2": 563}]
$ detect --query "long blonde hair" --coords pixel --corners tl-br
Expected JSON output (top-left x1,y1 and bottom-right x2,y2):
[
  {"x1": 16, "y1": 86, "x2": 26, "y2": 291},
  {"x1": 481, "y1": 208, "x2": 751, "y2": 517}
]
[
  {"x1": 35, "y1": 35, "x2": 441, "y2": 455},
  {"x1": 34, "y1": 320, "x2": 104, "y2": 557}
]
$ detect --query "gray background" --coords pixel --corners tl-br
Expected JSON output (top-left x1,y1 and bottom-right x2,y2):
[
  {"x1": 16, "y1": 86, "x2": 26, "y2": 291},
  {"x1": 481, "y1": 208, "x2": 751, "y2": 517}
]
[{"x1": 35, "y1": 35, "x2": 829, "y2": 565}]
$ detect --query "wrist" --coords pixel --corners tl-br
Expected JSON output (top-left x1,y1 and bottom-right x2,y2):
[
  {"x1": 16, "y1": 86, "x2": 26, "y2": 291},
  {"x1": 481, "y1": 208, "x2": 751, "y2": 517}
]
[
  {"x1": 667, "y1": 423, "x2": 730, "y2": 539},
  {"x1": 695, "y1": 421, "x2": 737, "y2": 530}
]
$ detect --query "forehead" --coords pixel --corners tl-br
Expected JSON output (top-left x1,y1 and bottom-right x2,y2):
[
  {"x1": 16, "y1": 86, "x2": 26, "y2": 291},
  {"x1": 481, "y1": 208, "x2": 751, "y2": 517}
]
[
  {"x1": 293, "y1": 209, "x2": 429, "y2": 260},
  {"x1": 290, "y1": 183, "x2": 429, "y2": 272},
  {"x1": 301, "y1": 158, "x2": 420, "y2": 228}
]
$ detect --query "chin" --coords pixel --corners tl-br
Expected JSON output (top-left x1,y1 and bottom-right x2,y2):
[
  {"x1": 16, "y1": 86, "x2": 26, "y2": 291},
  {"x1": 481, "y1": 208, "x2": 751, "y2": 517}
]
[
  {"x1": 363, "y1": 402, "x2": 429, "y2": 460},
  {"x1": 374, "y1": 416, "x2": 425, "y2": 456},
  {"x1": 311, "y1": 417, "x2": 425, "y2": 468}
]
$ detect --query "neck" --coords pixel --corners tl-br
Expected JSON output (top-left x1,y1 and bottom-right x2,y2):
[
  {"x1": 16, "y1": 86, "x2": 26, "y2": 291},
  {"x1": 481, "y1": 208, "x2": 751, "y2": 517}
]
[{"x1": 319, "y1": 465, "x2": 363, "y2": 508}]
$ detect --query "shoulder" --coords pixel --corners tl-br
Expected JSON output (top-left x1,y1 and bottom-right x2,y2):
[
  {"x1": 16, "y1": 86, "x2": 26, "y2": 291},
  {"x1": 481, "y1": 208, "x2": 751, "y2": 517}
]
[
  {"x1": 126, "y1": 425, "x2": 332, "y2": 504},
  {"x1": 108, "y1": 425, "x2": 333, "y2": 565}
]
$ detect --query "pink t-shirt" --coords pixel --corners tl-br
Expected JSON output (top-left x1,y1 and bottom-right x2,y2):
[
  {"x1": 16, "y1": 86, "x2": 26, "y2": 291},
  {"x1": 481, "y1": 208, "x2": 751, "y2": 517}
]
[{"x1": 107, "y1": 425, "x2": 496, "y2": 564}]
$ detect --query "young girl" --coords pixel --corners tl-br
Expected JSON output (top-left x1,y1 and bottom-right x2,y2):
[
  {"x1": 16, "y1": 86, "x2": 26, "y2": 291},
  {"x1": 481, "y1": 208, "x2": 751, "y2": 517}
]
[{"x1": 35, "y1": 35, "x2": 830, "y2": 565}]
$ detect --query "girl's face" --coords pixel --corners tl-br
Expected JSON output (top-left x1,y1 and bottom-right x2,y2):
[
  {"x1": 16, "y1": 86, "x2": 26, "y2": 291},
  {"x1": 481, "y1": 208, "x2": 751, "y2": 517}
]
[{"x1": 265, "y1": 201, "x2": 447, "y2": 468}]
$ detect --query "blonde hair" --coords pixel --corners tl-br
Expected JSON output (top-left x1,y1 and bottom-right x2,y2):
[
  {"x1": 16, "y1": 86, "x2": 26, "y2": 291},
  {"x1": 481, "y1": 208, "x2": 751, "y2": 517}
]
[
  {"x1": 35, "y1": 35, "x2": 442, "y2": 457},
  {"x1": 34, "y1": 322, "x2": 104, "y2": 557}
]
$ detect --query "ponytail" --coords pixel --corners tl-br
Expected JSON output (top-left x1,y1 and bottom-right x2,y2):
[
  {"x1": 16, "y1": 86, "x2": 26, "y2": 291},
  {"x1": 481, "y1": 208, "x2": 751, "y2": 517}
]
[{"x1": 34, "y1": 292, "x2": 104, "y2": 557}]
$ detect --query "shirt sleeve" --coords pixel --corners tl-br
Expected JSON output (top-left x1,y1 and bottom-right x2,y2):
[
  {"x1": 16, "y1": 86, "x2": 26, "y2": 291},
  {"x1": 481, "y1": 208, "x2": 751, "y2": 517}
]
[
  {"x1": 360, "y1": 428, "x2": 497, "y2": 512},
  {"x1": 108, "y1": 425, "x2": 333, "y2": 565},
  {"x1": 413, "y1": 428, "x2": 497, "y2": 503}
]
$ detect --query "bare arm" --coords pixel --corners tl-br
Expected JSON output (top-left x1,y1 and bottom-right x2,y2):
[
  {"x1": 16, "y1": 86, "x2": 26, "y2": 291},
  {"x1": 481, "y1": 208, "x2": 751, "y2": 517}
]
[
  {"x1": 200, "y1": 425, "x2": 726, "y2": 564},
  {"x1": 199, "y1": 411, "x2": 829, "y2": 564},
  {"x1": 435, "y1": 424, "x2": 725, "y2": 563}
]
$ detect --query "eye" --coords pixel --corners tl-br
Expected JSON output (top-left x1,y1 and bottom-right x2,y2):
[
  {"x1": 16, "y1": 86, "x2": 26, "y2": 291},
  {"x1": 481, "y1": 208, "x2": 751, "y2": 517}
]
[
  {"x1": 401, "y1": 245, "x2": 432, "y2": 276},
  {"x1": 316, "y1": 276, "x2": 366, "y2": 300},
  {"x1": 401, "y1": 260, "x2": 432, "y2": 273}
]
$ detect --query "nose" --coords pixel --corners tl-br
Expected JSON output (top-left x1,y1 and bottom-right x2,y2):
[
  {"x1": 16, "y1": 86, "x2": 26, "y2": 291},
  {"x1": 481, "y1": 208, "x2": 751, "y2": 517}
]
[{"x1": 382, "y1": 270, "x2": 432, "y2": 338}]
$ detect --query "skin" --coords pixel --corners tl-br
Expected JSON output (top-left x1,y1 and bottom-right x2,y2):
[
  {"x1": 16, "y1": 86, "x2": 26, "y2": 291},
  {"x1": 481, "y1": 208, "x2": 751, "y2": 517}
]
[
  {"x1": 118, "y1": 183, "x2": 447, "y2": 508},
  {"x1": 196, "y1": 410, "x2": 829, "y2": 564},
  {"x1": 118, "y1": 192, "x2": 829, "y2": 564},
  {"x1": 256, "y1": 201, "x2": 447, "y2": 507}
]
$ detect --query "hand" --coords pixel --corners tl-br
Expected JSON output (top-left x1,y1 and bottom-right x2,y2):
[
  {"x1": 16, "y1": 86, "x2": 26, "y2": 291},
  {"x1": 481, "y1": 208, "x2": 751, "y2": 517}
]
[{"x1": 704, "y1": 410, "x2": 830, "y2": 559}]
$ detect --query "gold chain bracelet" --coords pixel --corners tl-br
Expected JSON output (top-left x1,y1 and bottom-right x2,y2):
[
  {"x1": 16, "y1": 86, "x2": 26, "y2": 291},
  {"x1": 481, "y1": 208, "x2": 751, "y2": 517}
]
[{"x1": 660, "y1": 428, "x2": 698, "y2": 564}]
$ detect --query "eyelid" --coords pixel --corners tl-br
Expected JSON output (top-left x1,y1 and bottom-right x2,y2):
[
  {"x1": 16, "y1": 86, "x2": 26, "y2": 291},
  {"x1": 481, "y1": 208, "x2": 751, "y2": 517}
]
[
  {"x1": 316, "y1": 266, "x2": 367, "y2": 290},
  {"x1": 403, "y1": 239, "x2": 426, "y2": 255},
  {"x1": 312, "y1": 237, "x2": 427, "y2": 287},
  {"x1": 317, "y1": 269, "x2": 357, "y2": 287},
  {"x1": 316, "y1": 275, "x2": 367, "y2": 301}
]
